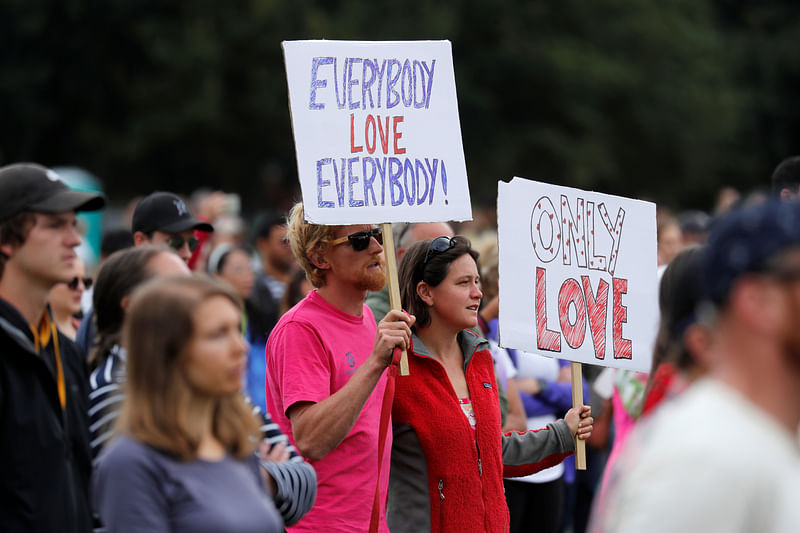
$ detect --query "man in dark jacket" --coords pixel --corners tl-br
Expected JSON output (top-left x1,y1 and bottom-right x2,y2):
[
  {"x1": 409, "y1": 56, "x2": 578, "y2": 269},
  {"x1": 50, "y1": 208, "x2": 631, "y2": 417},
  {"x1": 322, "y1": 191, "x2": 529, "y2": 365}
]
[{"x1": 0, "y1": 163, "x2": 105, "y2": 532}]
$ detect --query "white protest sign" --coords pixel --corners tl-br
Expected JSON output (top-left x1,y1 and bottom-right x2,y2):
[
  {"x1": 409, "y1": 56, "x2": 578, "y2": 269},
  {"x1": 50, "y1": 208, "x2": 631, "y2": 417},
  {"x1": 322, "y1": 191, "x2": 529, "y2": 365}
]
[
  {"x1": 498, "y1": 177, "x2": 658, "y2": 372},
  {"x1": 283, "y1": 40, "x2": 472, "y2": 225}
]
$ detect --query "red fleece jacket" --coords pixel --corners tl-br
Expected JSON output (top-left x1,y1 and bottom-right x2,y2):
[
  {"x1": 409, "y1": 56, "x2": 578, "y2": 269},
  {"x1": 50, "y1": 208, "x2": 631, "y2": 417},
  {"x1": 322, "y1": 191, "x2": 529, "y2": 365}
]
[{"x1": 389, "y1": 330, "x2": 572, "y2": 533}]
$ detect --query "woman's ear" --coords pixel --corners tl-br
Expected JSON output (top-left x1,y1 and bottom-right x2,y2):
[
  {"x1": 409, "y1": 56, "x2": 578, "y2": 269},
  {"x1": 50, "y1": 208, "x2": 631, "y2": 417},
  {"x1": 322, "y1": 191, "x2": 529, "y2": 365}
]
[
  {"x1": 120, "y1": 295, "x2": 130, "y2": 312},
  {"x1": 417, "y1": 280, "x2": 434, "y2": 306}
]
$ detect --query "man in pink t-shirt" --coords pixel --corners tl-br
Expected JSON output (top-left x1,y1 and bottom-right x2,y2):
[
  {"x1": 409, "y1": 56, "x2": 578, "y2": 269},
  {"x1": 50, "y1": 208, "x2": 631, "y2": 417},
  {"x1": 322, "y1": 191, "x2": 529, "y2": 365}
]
[{"x1": 266, "y1": 203, "x2": 414, "y2": 533}]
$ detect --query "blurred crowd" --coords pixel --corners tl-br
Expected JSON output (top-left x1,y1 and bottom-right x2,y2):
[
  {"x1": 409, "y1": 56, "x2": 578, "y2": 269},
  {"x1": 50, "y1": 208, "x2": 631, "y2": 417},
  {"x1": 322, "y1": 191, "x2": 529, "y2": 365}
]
[{"x1": 0, "y1": 155, "x2": 798, "y2": 533}]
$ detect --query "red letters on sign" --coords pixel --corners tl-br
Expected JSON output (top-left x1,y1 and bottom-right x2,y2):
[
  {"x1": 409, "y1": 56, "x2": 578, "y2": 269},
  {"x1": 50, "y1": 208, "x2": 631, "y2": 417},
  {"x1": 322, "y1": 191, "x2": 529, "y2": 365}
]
[
  {"x1": 350, "y1": 114, "x2": 404, "y2": 155},
  {"x1": 393, "y1": 116, "x2": 406, "y2": 154},
  {"x1": 535, "y1": 267, "x2": 561, "y2": 352},
  {"x1": 536, "y1": 267, "x2": 634, "y2": 361},
  {"x1": 582, "y1": 276, "x2": 608, "y2": 360},
  {"x1": 612, "y1": 278, "x2": 633, "y2": 359},
  {"x1": 558, "y1": 278, "x2": 586, "y2": 349},
  {"x1": 350, "y1": 113, "x2": 363, "y2": 153}
]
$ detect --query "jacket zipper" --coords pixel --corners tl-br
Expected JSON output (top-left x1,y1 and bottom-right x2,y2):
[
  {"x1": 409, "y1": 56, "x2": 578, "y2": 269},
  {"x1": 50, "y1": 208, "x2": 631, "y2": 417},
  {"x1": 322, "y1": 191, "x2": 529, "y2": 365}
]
[
  {"x1": 475, "y1": 440, "x2": 482, "y2": 476},
  {"x1": 438, "y1": 479, "x2": 445, "y2": 501}
]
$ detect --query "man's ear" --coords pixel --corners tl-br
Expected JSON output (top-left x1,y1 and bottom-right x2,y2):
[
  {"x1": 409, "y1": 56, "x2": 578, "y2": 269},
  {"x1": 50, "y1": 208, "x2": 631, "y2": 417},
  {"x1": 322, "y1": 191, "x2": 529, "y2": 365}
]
[
  {"x1": 0, "y1": 241, "x2": 15, "y2": 258},
  {"x1": 779, "y1": 187, "x2": 798, "y2": 202},
  {"x1": 309, "y1": 249, "x2": 331, "y2": 272},
  {"x1": 416, "y1": 280, "x2": 434, "y2": 306},
  {"x1": 731, "y1": 277, "x2": 784, "y2": 335},
  {"x1": 132, "y1": 231, "x2": 150, "y2": 247}
]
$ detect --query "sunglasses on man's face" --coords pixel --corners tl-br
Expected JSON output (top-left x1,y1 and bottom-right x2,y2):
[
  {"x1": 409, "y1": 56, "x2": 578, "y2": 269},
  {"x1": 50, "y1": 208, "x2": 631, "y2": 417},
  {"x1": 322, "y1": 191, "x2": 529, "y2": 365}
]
[
  {"x1": 66, "y1": 276, "x2": 93, "y2": 290},
  {"x1": 167, "y1": 235, "x2": 200, "y2": 252},
  {"x1": 330, "y1": 228, "x2": 383, "y2": 252}
]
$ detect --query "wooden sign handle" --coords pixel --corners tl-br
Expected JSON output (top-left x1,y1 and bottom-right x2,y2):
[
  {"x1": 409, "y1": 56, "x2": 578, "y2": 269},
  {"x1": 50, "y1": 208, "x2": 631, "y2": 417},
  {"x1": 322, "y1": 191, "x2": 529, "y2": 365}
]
[
  {"x1": 381, "y1": 223, "x2": 409, "y2": 376},
  {"x1": 571, "y1": 362, "x2": 587, "y2": 470}
]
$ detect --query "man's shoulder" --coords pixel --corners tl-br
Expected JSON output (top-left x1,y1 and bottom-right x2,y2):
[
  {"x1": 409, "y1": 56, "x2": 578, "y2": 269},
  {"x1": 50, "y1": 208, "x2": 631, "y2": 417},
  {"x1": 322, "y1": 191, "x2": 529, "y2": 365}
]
[{"x1": 0, "y1": 301, "x2": 35, "y2": 356}]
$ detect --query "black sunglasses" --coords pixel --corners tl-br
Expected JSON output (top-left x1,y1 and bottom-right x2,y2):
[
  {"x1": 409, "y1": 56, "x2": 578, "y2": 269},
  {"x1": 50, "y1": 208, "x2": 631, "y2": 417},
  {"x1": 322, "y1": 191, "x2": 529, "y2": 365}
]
[
  {"x1": 330, "y1": 228, "x2": 383, "y2": 252},
  {"x1": 167, "y1": 235, "x2": 200, "y2": 252},
  {"x1": 424, "y1": 236, "x2": 456, "y2": 264},
  {"x1": 66, "y1": 276, "x2": 93, "y2": 290}
]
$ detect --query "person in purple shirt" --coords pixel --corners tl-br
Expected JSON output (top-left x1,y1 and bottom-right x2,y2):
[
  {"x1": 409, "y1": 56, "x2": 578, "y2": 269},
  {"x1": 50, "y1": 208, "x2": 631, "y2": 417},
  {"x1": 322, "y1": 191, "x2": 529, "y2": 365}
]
[{"x1": 93, "y1": 276, "x2": 284, "y2": 533}]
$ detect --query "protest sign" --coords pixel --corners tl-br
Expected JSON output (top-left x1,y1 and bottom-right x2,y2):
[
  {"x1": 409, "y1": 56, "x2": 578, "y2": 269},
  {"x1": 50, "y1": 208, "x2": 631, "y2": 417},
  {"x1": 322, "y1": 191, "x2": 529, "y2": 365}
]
[
  {"x1": 283, "y1": 40, "x2": 472, "y2": 225},
  {"x1": 497, "y1": 177, "x2": 658, "y2": 373}
]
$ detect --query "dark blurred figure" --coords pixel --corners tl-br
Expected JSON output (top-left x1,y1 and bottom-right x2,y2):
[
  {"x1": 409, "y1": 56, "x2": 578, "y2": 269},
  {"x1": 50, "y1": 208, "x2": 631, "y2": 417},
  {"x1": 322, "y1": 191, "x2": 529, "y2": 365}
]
[
  {"x1": 281, "y1": 267, "x2": 313, "y2": 315},
  {"x1": 641, "y1": 246, "x2": 710, "y2": 417},
  {"x1": 255, "y1": 215, "x2": 296, "y2": 303},
  {"x1": 677, "y1": 210, "x2": 711, "y2": 247},
  {"x1": 656, "y1": 208, "x2": 682, "y2": 267},
  {"x1": 771, "y1": 155, "x2": 800, "y2": 201}
]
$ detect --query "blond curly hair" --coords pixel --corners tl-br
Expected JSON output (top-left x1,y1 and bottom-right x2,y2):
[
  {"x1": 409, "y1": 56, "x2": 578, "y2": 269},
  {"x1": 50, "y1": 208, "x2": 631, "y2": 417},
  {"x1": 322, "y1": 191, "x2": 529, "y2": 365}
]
[{"x1": 286, "y1": 202, "x2": 340, "y2": 287}]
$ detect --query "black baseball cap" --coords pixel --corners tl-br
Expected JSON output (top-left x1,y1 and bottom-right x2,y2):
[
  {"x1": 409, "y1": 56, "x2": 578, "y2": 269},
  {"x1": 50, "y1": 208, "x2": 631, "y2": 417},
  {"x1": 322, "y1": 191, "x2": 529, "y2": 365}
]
[
  {"x1": 703, "y1": 200, "x2": 800, "y2": 306},
  {"x1": 131, "y1": 191, "x2": 214, "y2": 234},
  {"x1": 0, "y1": 163, "x2": 106, "y2": 222}
]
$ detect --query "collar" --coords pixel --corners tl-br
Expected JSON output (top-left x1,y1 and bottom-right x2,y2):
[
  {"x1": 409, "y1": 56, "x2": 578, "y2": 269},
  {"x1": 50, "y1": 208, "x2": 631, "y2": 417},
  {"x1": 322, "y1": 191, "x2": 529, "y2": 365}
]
[
  {"x1": 411, "y1": 329, "x2": 489, "y2": 367},
  {"x1": 0, "y1": 296, "x2": 37, "y2": 353}
]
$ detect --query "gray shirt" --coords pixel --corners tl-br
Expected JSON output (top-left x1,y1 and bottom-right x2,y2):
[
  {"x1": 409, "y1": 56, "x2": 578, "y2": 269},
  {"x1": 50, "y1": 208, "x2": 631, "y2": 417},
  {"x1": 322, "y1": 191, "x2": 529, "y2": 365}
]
[{"x1": 93, "y1": 437, "x2": 283, "y2": 533}]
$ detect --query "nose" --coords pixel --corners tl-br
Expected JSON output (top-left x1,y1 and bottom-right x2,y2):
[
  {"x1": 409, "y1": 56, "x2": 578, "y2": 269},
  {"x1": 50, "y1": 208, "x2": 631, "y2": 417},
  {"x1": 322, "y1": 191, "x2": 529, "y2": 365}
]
[
  {"x1": 472, "y1": 282, "x2": 483, "y2": 300},
  {"x1": 235, "y1": 332, "x2": 248, "y2": 357},
  {"x1": 176, "y1": 243, "x2": 192, "y2": 263},
  {"x1": 66, "y1": 225, "x2": 82, "y2": 248},
  {"x1": 369, "y1": 234, "x2": 384, "y2": 253}
]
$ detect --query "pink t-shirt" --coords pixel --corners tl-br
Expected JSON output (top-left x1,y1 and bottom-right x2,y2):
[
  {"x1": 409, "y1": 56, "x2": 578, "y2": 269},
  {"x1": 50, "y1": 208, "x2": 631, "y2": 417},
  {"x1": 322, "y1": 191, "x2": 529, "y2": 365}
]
[{"x1": 265, "y1": 290, "x2": 390, "y2": 533}]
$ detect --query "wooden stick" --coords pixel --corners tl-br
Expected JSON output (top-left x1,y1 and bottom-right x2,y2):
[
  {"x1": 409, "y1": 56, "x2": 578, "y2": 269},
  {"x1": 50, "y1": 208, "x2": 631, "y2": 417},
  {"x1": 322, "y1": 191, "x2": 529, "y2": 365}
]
[
  {"x1": 571, "y1": 361, "x2": 587, "y2": 470},
  {"x1": 381, "y1": 223, "x2": 409, "y2": 376}
]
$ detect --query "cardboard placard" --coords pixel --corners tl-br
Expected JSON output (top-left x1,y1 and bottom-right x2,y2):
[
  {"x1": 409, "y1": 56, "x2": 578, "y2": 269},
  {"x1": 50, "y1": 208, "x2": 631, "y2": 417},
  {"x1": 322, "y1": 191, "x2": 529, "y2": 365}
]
[
  {"x1": 498, "y1": 177, "x2": 658, "y2": 372},
  {"x1": 283, "y1": 40, "x2": 472, "y2": 225}
]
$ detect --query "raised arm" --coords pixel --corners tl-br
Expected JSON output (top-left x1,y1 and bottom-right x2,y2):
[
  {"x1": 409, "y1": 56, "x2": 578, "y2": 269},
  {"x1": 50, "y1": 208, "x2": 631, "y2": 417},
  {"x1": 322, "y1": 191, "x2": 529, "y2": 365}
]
[{"x1": 287, "y1": 310, "x2": 413, "y2": 461}]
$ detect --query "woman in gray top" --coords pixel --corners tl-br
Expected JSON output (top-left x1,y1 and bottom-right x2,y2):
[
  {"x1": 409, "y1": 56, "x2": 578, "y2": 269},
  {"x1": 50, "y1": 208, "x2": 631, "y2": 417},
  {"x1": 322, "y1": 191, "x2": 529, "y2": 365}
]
[{"x1": 93, "y1": 276, "x2": 285, "y2": 533}]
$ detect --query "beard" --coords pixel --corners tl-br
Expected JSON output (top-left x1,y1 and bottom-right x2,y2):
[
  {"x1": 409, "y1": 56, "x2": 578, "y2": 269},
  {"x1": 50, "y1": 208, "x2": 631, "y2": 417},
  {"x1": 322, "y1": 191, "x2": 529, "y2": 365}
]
[{"x1": 356, "y1": 255, "x2": 387, "y2": 292}]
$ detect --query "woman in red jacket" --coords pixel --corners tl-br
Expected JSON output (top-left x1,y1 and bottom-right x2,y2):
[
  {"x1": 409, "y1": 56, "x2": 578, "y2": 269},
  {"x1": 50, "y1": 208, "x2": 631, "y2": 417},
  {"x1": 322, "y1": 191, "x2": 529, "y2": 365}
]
[{"x1": 388, "y1": 236, "x2": 593, "y2": 533}]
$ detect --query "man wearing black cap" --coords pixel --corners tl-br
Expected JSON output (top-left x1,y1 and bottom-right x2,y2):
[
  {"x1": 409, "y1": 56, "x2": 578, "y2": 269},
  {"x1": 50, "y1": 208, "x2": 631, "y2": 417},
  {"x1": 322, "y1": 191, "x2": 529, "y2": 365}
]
[
  {"x1": 592, "y1": 201, "x2": 800, "y2": 532},
  {"x1": 74, "y1": 191, "x2": 214, "y2": 357},
  {"x1": 131, "y1": 191, "x2": 213, "y2": 263},
  {"x1": 0, "y1": 163, "x2": 105, "y2": 532}
]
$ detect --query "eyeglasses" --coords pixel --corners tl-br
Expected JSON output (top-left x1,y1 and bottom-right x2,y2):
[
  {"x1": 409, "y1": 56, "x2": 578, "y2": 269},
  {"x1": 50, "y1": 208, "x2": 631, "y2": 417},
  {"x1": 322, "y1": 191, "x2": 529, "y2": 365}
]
[
  {"x1": 66, "y1": 276, "x2": 93, "y2": 290},
  {"x1": 167, "y1": 235, "x2": 200, "y2": 252},
  {"x1": 424, "y1": 236, "x2": 456, "y2": 264},
  {"x1": 330, "y1": 228, "x2": 383, "y2": 252}
]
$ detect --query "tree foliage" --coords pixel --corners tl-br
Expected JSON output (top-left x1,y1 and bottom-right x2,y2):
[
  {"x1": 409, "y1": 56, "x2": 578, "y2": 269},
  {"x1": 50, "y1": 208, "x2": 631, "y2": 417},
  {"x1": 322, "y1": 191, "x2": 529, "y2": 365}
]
[{"x1": 0, "y1": 0, "x2": 798, "y2": 212}]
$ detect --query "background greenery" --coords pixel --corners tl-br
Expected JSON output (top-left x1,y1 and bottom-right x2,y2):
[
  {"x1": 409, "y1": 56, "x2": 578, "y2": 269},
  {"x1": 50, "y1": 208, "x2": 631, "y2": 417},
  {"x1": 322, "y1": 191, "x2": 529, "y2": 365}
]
[{"x1": 2, "y1": 0, "x2": 798, "y2": 215}]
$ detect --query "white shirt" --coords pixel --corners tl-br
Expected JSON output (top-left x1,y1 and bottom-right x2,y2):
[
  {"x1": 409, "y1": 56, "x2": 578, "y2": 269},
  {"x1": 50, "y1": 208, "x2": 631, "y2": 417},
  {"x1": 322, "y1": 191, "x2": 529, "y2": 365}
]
[{"x1": 591, "y1": 379, "x2": 800, "y2": 533}]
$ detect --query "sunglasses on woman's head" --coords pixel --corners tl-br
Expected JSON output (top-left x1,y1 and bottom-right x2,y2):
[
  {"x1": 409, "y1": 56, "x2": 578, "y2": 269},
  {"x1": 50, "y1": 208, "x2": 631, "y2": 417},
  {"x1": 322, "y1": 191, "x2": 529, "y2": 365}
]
[
  {"x1": 167, "y1": 235, "x2": 200, "y2": 252},
  {"x1": 424, "y1": 236, "x2": 456, "y2": 265},
  {"x1": 66, "y1": 276, "x2": 93, "y2": 290},
  {"x1": 330, "y1": 228, "x2": 383, "y2": 252}
]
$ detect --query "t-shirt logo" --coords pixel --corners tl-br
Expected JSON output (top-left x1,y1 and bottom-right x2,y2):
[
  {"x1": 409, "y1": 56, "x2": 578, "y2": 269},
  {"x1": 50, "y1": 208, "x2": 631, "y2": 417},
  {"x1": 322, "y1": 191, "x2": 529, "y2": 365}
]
[{"x1": 344, "y1": 352, "x2": 358, "y2": 375}]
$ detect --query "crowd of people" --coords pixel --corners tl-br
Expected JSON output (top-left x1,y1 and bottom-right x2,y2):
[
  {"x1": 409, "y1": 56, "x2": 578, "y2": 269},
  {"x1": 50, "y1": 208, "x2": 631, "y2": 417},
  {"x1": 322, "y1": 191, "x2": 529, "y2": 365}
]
[{"x1": 0, "y1": 155, "x2": 798, "y2": 533}]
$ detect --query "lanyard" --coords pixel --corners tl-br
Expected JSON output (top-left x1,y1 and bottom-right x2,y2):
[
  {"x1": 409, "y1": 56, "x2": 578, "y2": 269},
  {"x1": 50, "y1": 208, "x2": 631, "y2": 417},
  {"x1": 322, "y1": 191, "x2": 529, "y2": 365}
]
[{"x1": 30, "y1": 314, "x2": 66, "y2": 409}]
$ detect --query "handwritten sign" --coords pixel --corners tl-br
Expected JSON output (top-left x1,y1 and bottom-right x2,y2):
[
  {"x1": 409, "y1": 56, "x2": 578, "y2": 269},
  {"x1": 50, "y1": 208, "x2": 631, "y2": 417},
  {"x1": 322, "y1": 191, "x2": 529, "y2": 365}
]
[
  {"x1": 497, "y1": 177, "x2": 658, "y2": 372},
  {"x1": 283, "y1": 40, "x2": 472, "y2": 225}
]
